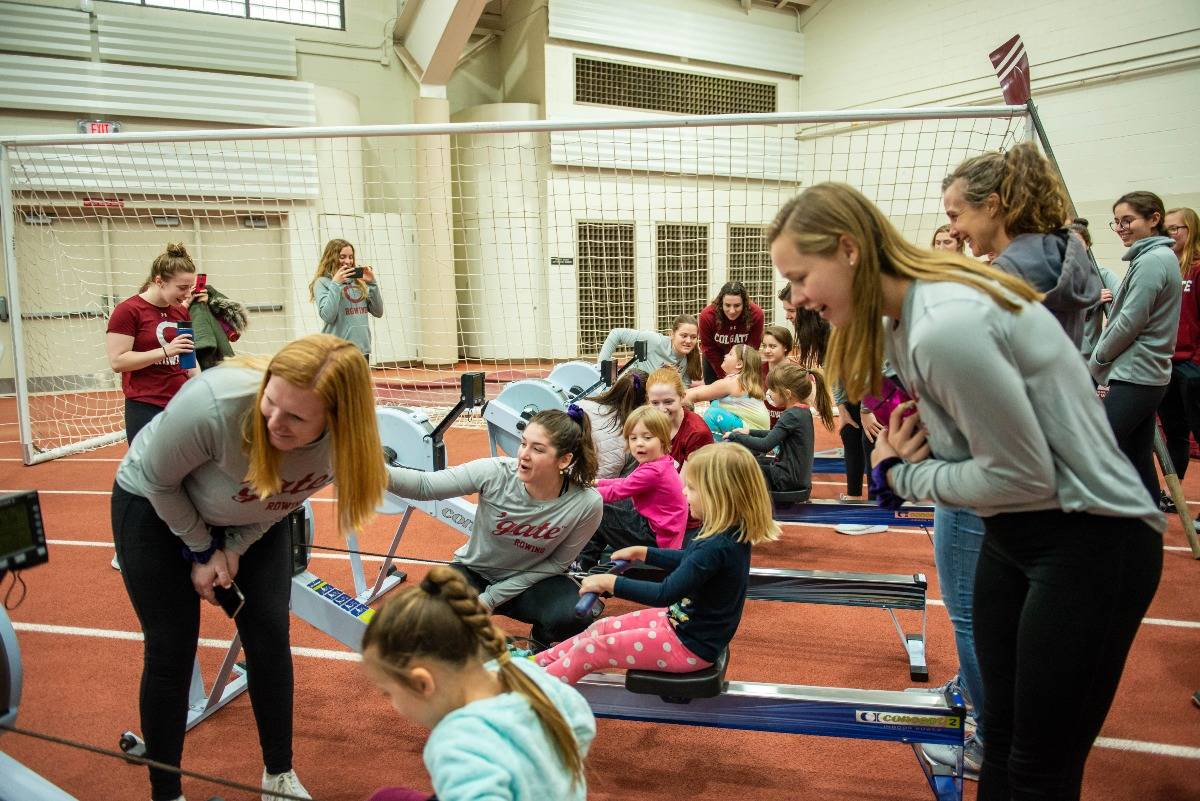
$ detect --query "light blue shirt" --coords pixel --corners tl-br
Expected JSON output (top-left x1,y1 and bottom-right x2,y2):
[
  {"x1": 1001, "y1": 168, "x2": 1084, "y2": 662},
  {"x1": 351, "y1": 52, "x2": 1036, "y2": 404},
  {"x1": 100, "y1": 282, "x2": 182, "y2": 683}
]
[{"x1": 424, "y1": 658, "x2": 596, "y2": 801}]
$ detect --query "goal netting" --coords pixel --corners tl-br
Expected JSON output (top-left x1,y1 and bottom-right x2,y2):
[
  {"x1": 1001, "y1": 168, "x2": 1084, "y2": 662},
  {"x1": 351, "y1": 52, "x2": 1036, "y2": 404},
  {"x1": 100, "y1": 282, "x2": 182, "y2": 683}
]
[{"x1": 0, "y1": 106, "x2": 1027, "y2": 463}]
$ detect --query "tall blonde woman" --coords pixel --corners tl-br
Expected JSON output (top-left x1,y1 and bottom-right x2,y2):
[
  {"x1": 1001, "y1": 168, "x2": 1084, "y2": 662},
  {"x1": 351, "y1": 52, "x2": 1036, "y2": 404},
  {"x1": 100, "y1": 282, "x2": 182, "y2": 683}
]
[
  {"x1": 112, "y1": 334, "x2": 386, "y2": 801},
  {"x1": 770, "y1": 182, "x2": 1162, "y2": 801},
  {"x1": 309, "y1": 239, "x2": 384, "y2": 360}
]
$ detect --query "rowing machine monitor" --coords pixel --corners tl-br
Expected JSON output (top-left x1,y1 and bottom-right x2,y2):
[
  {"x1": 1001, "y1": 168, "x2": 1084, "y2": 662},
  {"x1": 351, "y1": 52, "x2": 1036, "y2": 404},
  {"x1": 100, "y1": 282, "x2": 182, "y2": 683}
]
[{"x1": 428, "y1": 372, "x2": 487, "y2": 470}]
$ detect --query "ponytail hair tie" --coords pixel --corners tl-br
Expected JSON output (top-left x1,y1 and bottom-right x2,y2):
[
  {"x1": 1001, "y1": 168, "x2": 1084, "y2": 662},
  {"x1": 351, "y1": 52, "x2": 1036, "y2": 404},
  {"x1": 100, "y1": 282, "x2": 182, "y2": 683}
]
[
  {"x1": 631, "y1": 374, "x2": 642, "y2": 392},
  {"x1": 566, "y1": 403, "x2": 585, "y2": 424},
  {"x1": 419, "y1": 575, "x2": 441, "y2": 595}
]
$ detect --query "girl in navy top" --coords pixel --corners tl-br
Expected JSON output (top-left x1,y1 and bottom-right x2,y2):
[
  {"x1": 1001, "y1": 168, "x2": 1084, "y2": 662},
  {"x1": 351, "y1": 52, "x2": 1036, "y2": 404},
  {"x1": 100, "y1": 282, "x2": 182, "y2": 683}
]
[{"x1": 535, "y1": 442, "x2": 779, "y2": 684}]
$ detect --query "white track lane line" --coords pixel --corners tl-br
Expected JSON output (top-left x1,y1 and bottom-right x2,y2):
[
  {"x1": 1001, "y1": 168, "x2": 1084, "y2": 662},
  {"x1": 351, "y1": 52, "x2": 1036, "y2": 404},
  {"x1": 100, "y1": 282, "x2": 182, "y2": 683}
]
[
  {"x1": 12, "y1": 621, "x2": 360, "y2": 661},
  {"x1": 10, "y1": 621, "x2": 1198, "y2": 758}
]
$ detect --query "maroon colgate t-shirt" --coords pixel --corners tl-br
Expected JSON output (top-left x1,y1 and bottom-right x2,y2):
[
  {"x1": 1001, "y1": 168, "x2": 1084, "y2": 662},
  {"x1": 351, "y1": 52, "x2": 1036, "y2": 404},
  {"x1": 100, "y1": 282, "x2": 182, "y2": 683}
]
[
  {"x1": 107, "y1": 294, "x2": 190, "y2": 408},
  {"x1": 671, "y1": 410, "x2": 715, "y2": 531}
]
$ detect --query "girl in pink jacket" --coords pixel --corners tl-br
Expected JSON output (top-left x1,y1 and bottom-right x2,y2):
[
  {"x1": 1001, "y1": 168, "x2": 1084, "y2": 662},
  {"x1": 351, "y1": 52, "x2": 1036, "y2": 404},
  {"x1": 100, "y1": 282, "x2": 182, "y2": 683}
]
[{"x1": 575, "y1": 406, "x2": 687, "y2": 570}]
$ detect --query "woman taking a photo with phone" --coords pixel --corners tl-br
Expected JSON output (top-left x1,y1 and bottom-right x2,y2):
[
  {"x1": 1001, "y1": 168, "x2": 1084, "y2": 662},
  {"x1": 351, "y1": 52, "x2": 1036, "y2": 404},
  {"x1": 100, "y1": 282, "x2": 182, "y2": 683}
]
[
  {"x1": 309, "y1": 238, "x2": 384, "y2": 361},
  {"x1": 112, "y1": 334, "x2": 386, "y2": 801}
]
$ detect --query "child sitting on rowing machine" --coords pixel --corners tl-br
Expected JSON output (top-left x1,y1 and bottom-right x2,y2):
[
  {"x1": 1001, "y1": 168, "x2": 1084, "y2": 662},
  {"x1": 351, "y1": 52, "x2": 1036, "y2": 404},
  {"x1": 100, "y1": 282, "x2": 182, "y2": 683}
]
[
  {"x1": 575, "y1": 406, "x2": 688, "y2": 570},
  {"x1": 361, "y1": 565, "x2": 595, "y2": 801},
  {"x1": 724, "y1": 363, "x2": 836, "y2": 500},
  {"x1": 535, "y1": 443, "x2": 780, "y2": 684}
]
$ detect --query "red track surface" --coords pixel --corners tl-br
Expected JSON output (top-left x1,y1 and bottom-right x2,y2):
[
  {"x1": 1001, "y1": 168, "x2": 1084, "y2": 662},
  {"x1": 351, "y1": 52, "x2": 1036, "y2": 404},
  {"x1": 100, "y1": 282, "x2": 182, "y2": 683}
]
[{"x1": 1, "y1": 410, "x2": 1197, "y2": 800}]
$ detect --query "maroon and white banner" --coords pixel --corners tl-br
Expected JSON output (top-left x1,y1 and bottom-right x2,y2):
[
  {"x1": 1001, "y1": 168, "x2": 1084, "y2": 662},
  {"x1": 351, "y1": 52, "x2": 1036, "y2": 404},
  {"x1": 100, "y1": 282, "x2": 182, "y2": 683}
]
[{"x1": 989, "y1": 34, "x2": 1031, "y2": 105}]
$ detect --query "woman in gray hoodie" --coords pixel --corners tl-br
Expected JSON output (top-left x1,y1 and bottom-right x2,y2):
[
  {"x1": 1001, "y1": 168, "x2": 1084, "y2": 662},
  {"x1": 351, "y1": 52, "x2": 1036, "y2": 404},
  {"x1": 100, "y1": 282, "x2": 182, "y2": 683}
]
[{"x1": 1089, "y1": 191, "x2": 1181, "y2": 500}]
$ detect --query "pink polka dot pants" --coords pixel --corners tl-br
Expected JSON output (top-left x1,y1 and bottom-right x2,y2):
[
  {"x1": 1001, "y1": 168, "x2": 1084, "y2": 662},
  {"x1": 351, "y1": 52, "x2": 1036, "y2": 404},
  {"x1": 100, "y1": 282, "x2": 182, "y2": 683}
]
[{"x1": 535, "y1": 608, "x2": 712, "y2": 685}]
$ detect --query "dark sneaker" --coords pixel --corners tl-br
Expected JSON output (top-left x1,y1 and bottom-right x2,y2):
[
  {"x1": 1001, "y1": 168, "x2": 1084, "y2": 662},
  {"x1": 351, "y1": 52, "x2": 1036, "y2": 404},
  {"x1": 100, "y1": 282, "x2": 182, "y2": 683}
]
[{"x1": 1159, "y1": 491, "x2": 1177, "y2": 513}]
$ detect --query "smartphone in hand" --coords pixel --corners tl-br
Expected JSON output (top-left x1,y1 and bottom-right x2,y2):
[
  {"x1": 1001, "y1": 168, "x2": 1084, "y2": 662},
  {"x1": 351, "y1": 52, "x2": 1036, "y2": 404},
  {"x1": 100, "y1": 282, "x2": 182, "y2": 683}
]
[
  {"x1": 213, "y1": 581, "x2": 245, "y2": 618},
  {"x1": 194, "y1": 273, "x2": 207, "y2": 293},
  {"x1": 351, "y1": 267, "x2": 364, "y2": 280}
]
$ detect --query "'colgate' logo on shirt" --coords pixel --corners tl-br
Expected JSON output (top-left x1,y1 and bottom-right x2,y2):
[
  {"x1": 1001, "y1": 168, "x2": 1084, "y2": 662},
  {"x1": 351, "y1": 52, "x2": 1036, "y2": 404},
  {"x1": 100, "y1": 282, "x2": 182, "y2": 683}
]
[
  {"x1": 491, "y1": 511, "x2": 563, "y2": 540},
  {"x1": 232, "y1": 472, "x2": 332, "y2": 503}
]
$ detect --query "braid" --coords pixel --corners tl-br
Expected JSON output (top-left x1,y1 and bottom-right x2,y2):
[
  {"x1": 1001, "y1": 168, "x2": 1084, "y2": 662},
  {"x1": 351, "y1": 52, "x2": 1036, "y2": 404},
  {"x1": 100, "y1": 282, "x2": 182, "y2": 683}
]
[{"x1": 363, "y1": 566, "x2": 586, "y2": 786}]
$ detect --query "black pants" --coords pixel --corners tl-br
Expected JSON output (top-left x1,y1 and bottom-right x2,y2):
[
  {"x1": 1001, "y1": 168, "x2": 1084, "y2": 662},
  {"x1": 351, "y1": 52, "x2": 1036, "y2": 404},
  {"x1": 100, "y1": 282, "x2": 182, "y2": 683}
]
[
  {"x1": 838, "y1": 402, "x2": 873, "y2": 497},
  {"x1": 578, "y1": 502, "x2": 659, "y2": 570},
  {"x1": 124, "y1": 398, "x2": 165, "y2": 445},
  {"x1": 112, "y1": 485, "x2": 295, "y2": 801},
  {"x1": 974, "y1": 510, "x2": 1161, "y2": 801},
  {"x1": 702, "y1": 358, "x2": 719, "y2": 385},
  {"x1": 1156, "y1": 363, "x2": 1200, "y2": 481},
  {"x1": 450, "y1": 563, "x2": 590, "y2": 647},
  {"x1": 1103, "y1": 380, "x2": 1169, "y2": 502}
]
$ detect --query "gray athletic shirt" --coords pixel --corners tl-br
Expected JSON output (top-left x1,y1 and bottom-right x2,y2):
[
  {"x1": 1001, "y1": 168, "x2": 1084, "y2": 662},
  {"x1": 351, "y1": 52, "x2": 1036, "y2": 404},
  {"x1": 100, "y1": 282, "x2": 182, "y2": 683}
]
[
  {"x1": 314, "y1": 276, "x2": 383, "y2": 355},
  {"x1": 597, "y1": 329, "x2": 692, "y2": 387},
  {"x1": 386, "y1": 458, "x2": 603, "y2": 610},
  {"x1": 115, "y1": 365, "x2": 335, "y2": 555},
  {"x1": 885, "y1": 279, "x2": 1164, "y2": 532}
]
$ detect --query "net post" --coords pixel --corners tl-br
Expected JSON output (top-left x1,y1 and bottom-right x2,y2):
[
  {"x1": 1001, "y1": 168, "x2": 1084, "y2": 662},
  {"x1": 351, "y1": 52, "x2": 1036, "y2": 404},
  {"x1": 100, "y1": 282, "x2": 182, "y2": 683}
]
[{"x1": 0, "y1": 145, "x2": 36, "y2": 465}]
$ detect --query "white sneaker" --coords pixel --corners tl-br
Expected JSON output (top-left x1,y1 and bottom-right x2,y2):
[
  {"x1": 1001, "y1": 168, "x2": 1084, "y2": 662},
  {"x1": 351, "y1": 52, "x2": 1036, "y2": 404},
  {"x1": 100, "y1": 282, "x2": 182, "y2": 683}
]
[
  {"x1": 919, "y1": 734, "x2": 983, "y2": 781},
  {"x1": 262, "y1": 768, "x2": 311, "y2": 800},
  {"x1": 834, "y1": 523, "x2": 888, "y2": 536},
  {"x1": 111, "y1": 553, "x2": 121, "y2": 570}
]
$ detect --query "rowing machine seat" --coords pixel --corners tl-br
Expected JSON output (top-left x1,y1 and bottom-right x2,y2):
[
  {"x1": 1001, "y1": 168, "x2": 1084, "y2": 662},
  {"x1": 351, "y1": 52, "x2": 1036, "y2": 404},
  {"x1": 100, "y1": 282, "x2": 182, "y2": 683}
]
[
  {"x1": 625, "y1": 648, "x2": 728, "y2": 701},
  {"x1": 770, "y1": 490, "x2": 809, "y2": 509}
]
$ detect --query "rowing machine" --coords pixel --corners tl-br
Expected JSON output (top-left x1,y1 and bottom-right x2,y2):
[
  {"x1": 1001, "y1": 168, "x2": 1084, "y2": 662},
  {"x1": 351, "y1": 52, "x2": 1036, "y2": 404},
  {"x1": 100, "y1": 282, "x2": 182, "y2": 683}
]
[{"x1": 570, "y1": 566, "x2": 963, "y2": 801}]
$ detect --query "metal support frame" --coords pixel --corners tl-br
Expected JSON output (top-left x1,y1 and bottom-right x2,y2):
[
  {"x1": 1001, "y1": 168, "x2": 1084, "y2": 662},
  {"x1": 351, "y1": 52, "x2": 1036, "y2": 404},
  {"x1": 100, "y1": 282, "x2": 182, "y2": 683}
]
[
  {"x1": 773, "y1": 498, "x2": 936, "y2": 528},
  {"x1": 577, "y1": 673, "x2": 965, "y2": 801}
]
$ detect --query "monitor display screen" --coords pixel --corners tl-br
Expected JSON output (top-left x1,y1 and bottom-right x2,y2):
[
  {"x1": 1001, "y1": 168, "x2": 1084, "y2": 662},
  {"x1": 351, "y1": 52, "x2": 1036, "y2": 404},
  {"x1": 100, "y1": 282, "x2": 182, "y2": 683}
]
[{"x1": 0, "y1": 501, "x2": 33, "y2": 562}]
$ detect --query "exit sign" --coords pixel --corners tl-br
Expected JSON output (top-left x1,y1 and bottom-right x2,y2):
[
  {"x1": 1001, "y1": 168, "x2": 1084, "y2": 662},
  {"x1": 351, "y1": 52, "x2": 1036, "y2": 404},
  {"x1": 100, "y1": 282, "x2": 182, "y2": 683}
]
[{"x1": 77, "y1": 119, "x2": 121, "y2": 134}]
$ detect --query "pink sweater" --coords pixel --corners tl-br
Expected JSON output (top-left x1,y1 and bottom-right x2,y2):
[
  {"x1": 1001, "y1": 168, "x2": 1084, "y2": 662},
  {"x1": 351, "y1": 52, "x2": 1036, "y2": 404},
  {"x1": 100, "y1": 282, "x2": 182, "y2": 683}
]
[{"x1": 596, "y1": 455, "x2": 688, "y2": 548}]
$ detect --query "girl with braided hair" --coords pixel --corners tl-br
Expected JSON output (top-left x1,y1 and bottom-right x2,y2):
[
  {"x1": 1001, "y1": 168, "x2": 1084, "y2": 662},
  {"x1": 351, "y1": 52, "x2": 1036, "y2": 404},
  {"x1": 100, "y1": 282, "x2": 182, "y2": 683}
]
[
  {"x1": 386, "y1": 408, "x2": 603, "y2": 646},
  {"x1": 361, "y1": 565, "x2": 594, "y2": 801},
  {"x1": 537, "y1": 443, "x2": 778, "y2": 684}
]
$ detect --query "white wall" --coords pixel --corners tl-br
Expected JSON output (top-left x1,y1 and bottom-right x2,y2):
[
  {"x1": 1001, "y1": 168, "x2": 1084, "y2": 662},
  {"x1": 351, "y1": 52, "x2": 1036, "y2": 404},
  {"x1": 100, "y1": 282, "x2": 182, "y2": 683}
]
[{"x1": 799, "y1": 0, "x2": 1200, "y2": 269}]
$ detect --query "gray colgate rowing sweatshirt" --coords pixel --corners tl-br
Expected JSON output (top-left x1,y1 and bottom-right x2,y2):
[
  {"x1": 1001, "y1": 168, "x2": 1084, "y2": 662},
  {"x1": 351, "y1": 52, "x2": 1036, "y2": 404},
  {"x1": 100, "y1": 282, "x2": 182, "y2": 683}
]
[
  {"x1": 386, "y1": 458, "x2": 603, "y2": 610},
  {"x1": 115, "y1": 365, "x2": 334, "y2": 555}
]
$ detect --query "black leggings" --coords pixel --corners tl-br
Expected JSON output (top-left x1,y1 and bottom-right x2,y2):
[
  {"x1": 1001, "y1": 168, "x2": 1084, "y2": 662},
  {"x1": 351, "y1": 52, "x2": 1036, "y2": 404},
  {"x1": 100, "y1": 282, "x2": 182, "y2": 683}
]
[
  {"x1": 1103, "y1": 380, "x2": 1169, "y2": 502},
  {"x1": 838, "y1": 402, "x2": 873, "y2": 497},
  {"x1": 578, "y1": 502, "x2": 658, "y2": 570},
  {"x1": 451, "y1": 563, "x2": 590, "y2": 647},
  {"x1": 1156, "y1": 363, "x2": 1200, "y2": 481},
  {"x1": 974, "y1": 510, "x2": 1161, "y2": 801},
  {"x1": 124, "y1": 398, "x2": 165, "y2": 445},
  {"x1": 112, "y1": 485, "x2": 295, "y2": 801}
]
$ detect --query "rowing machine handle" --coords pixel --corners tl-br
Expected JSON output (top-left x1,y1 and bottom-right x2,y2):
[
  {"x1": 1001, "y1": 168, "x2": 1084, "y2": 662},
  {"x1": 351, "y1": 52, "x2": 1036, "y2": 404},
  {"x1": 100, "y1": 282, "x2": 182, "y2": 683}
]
[{"x1": 573, "y1": 559, "x2": 631, "y2": 619}]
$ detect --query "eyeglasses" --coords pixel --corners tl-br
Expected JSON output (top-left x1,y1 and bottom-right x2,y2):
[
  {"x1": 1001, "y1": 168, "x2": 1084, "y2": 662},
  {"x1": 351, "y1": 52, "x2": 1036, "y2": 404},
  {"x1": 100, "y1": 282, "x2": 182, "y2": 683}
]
[
  {"x1": 1167, "y1": 225, "x2": 1190, "y2": 235},
  {"x1": 1109, "y1": 216, "x2": 1141, "y2": 232}
]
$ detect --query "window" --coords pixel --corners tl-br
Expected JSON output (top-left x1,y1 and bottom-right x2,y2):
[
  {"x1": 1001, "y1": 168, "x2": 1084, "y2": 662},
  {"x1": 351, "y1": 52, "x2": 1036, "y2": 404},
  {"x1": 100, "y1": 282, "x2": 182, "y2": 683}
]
[
  {"x1": 577, "y1": 222, "x2": 636, "y2": 356},
  {"x1": 576, "y1": 57, "x2": 776, "y2": 115},
  {"x1": 728, "y1": 225, "x2": 775, "y2": 315},
  {"x1": 657, "y1": 224, "x2": 709, "y2": 332},
  {"x1": 102, "y1": 0, "x2": 343, "y2": 30}
]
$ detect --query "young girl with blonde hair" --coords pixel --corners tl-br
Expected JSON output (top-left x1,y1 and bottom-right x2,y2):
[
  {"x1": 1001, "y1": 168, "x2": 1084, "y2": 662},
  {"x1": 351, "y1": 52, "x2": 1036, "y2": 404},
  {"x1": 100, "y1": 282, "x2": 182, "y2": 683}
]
[
  {"x1": 771, "y1": 181, "x2": 1161, "y2": 801},
  {"x1": 726, "y1": 363, "x2": 834, "y2": 498},
  {"x1": 360, "y1": 565, "x2": 595, "y2": 801},
  {"x1": 112, "y1": 333, "x2": 386, "y2": 801},
  {"x1": 576, "y1": 406, "x2": 688, "y2": 569},
  {"x1": 685, "y1": 343, "x2": 770, "y2": 435},
  {"x1": 536, "y1": 442, "x2": 780, "y2": 684},
  {"x1": 309, "y1": 238, "x2": 384, "y2": 360}
]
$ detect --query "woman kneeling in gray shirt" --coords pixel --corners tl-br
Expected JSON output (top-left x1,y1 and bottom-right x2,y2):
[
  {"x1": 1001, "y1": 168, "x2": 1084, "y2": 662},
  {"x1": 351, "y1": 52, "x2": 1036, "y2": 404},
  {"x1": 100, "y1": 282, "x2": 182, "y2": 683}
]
[
  {"x1": 112, "y1": 334, "x2": 387, "y2": 801},
  {"x1": 386, "y1": 406, "x2": 604, "y2": 647},
  {"x1": 769, "y1": 183, "x2": 1163, "y2": 801}
]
